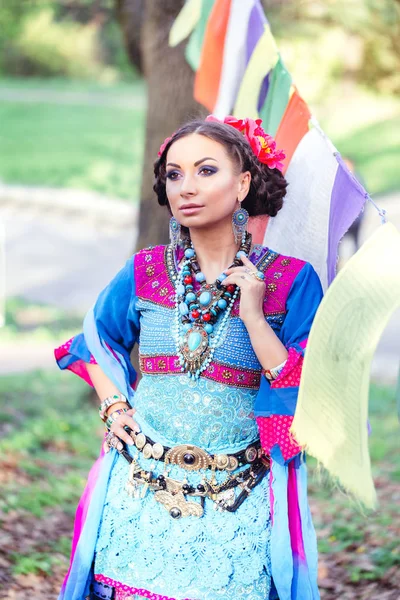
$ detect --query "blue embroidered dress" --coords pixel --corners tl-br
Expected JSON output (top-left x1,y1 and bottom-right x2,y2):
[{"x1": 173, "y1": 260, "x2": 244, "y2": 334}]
[{"x1": 55, "y1": 244, "x2": 323, "y2": 600}]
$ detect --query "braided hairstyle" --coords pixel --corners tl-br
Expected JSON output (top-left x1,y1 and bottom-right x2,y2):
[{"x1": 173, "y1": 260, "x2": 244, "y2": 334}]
[{"x1": 153, "y1": 119, "x2": 288, "y2": 219}]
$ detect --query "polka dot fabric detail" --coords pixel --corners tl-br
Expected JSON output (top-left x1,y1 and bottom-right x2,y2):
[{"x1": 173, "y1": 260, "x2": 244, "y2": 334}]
[
  {"x1": 270, "y1": 346, "x2": 303, "y2": 389},
  {"x1": 94, "y1": 574, "x2": 182, "y2": 600},
  {"x1": 256, "y1": 415, "x2": 302, "y2": 462}
]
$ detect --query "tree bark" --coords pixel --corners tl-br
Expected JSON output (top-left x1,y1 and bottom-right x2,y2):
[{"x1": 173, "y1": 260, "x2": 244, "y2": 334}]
[
  {"x1": 137, "y1": 0, "x2": 207, "y2": 249},
  {"x1": 115, "y1": 0, "x2": 145, "y2": 74}
]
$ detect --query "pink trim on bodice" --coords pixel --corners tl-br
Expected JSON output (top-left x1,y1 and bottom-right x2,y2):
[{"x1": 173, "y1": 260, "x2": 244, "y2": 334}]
[
  {"x1": 94, "y1": 573, "x2": 188, "y2": 600},
  {"x1": 134, "y1": 246, "x2": 176, "y2": 308},
  {"x1": 139, "y1": 354, "x2": 261, "y2": 389},
  {"x1": 134, "y1": 245, "x2": 305, "y2": 318}
]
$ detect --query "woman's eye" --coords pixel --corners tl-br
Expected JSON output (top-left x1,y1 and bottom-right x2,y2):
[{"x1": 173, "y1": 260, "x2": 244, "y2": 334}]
[
  {"x1": 199, "y1": 166, "x2": 216, "y2": 176},
  {"x1": 166, "y1": 171, "x2": 179, "y2": 180}
]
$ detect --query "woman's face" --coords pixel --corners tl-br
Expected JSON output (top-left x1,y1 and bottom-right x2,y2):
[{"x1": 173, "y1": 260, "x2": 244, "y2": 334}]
[{"x1": 165, "y1": 133, "x2": 250, "y2": 232}]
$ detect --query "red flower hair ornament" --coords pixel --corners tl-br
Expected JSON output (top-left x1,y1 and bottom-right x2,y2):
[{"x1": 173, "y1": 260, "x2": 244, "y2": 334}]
[{"x1": 158, "y1": 115, "x2": 286, "y2": 172}]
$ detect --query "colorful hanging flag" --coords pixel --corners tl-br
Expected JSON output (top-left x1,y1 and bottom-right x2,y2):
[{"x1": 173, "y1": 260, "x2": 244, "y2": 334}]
[
  {"x1": 194, "y1": 0, "x2": 232, "y2": 110},
  {"x1": 291, "y1": 222, "x2": 400, "y2": 508},
  {"x1": 168, "y1": 0, "x2": 202, "y2": 48},
  {"x1": 169, "y1": 0, "x2": 368, "y2": 288},
  {"x1": 168, "y1": 0, "x2": 394, "y2": 511}
]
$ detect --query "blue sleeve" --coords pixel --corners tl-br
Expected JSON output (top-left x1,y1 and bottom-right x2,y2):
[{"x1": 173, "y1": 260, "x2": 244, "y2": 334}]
[
  {"x1": 94, "y1": 255, "x2": 140, "y2": 356},
  {"x1": 279, "y1": 262, "x2": 324, "y2": 350},
  {"x1": 55, "y1": 256, "x2": 140, "y2": 387},
  {"x1": 254, "y1": 262, "x2": 323, "y2": 420}
]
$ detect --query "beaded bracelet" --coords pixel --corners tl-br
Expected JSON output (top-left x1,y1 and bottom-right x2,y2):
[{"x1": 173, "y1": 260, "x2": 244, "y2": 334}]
[
  {"x1": 262, "y1": 359, "x2": 287, "y2": 381},
  {"x1": 99, "y1": 393, "x2": 129, "y2": 422},
  {"x1": 105, "y1": 407, "x2": 130, "y2": 430}
]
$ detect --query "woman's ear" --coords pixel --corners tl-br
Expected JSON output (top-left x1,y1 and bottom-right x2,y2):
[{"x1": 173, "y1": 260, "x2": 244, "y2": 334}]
[{"x1": 238, "y1": 171, "x2": 251, "y2": 201}]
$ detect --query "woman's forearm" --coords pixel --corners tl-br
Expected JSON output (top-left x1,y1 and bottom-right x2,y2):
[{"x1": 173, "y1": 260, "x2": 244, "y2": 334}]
[
  {"x1": 86, "y1": 363, "x2": 128, "y2": 416},
  {"x1": 244, "y1": 315, "x2": 288, "y2": 371}
]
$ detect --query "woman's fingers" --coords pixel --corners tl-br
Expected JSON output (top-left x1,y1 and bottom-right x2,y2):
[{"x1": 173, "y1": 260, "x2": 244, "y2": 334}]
[
  {"x1": 111, "y1": 423, "x2": 135, "y2": 446},
  {"x1": 222, "y1": 273, "x2": 251, "y2": 287},
  {"x1": 240, "y1": 255, "x2": 257, "y2": 268},
  {"x1": 225, "y1": 255, "x2": 257, "y2": 276},
  {"x1": 110, "y1": 413, "x2": 140, "y2": 446}
]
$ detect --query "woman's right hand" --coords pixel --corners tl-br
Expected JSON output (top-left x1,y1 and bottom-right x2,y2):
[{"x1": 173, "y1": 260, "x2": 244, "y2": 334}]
[{"x1": 104, "y1": 407, "x2": 141, "y2": 452}]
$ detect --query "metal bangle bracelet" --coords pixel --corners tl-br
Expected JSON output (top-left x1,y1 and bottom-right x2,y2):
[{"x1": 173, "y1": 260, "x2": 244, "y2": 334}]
[
  {"x1": 99, "y1": 393, "x2": 129, "y2": 421},
  {"x1": 105, "y1": 407, "x2": 129, "y2": 430}
]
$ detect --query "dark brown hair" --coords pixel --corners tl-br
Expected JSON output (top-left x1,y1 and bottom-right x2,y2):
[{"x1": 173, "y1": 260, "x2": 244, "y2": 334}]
[{"x1": 153, "y1": 119, "x2": 288, "y2": 218}]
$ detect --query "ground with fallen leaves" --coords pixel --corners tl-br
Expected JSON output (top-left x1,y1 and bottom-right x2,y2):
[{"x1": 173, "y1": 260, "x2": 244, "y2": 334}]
[{"x1": 0, "y1": 372, "x2": 399, "y2": 600}]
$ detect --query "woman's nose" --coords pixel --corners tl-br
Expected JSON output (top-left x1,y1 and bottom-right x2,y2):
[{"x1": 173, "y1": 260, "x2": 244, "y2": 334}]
[{"x1": 180, "y1": 174, "x2": 197, "y2": 196}]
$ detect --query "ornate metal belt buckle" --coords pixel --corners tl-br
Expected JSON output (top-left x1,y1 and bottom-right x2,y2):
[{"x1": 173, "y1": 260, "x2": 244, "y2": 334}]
[
  {"x1": 154, "y1": 477, "x2": 204, "y2": 519},
  {"x1": 165, "y1": 444, "x2": 212, "y2": 471}
]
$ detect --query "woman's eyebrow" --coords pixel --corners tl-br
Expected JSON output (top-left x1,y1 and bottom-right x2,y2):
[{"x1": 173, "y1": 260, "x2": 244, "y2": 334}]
[{"x1": 166, "y1": 157, "x2": 218, "y2": 168}]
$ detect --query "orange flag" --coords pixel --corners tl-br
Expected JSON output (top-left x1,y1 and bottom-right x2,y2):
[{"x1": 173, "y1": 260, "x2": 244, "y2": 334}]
[
  {"x1": 275, "y1": 88, "x2": 311, "y2": 174},
  {"x1": 194, "y1": 0, "x2": 232, "y2": 110}
]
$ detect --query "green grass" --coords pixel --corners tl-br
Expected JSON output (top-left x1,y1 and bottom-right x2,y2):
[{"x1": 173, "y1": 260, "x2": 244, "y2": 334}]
[
  {"x1": 0, "y1": 79, "x2": 146, "y2": 200},
  {"x1": 0, "y1": 76, "x2": 144, "y2": 93},
  {"x1": 1, "y1": 77, "x2": 399, "y2": 202}
]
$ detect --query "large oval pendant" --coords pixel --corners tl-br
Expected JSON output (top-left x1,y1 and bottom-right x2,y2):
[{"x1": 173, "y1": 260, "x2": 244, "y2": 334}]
[{"x1": 180, "y1": 326, "x2": 209, "y2": 377}]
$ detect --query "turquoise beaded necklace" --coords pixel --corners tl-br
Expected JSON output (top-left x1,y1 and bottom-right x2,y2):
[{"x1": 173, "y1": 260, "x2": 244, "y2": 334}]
[{"x1": 173, "y1": 232, "x2": 252, "y2": 379}]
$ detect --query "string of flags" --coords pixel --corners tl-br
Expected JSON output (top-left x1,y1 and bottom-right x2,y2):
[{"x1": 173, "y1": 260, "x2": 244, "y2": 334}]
[{"x1": 169, "y1": 0, "x2": 386, "y2": 291}]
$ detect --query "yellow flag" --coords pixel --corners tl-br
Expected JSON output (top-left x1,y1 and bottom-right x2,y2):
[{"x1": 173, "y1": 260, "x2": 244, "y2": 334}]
[
  {"x1": 291, "y1": 222, "x2": 400, "y2": 509},
  {"x1": 169, "y1": 0, "x2": 203, "y2": 47},
  {"x1": 234, "y1": 25, "x2": 279, "y2": 119}
]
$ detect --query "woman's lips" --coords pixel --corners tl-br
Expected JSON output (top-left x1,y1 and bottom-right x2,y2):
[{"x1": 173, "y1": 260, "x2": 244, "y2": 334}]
[{"x1": 179, "y1": 205, "x2": 204, "y2": 215}]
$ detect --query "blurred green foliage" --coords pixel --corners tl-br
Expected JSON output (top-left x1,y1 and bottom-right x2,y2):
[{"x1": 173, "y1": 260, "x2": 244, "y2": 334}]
[
  {"x1": 0, "y1": 0, "x2": 136, "y2": 81},
  {"x1": 266, "y1": 0, "x2": 400, "y2": 96}
]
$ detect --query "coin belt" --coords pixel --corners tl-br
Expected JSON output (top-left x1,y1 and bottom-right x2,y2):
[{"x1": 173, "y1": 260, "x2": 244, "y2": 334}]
[{"x1": 125, "y1": 427, "x2": 263, "y2": 472}]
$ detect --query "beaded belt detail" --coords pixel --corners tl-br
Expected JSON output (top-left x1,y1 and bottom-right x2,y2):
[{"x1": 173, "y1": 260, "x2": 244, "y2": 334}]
[{"x1": 125, "y1": 427, "x2": 263, "y2": 472}]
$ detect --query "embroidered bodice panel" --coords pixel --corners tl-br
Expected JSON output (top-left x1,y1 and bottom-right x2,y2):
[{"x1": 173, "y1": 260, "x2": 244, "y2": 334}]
[
  {"x1": 132, "y1": 373, "x2": 259, "y2": 454},
  {"x1": 134, "y1": 244, "x2": 305, "y2": 390}
]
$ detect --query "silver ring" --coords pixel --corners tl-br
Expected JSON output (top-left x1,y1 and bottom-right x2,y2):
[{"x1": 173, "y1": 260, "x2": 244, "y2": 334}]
[{"x1": 105, "y1": 431, "x2": 120, "y2": 449}]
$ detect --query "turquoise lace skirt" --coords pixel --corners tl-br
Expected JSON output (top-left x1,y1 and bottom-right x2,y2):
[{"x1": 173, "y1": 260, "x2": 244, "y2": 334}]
[{"x1": 94, "y1": 449, "x2": 272, "y2": 600}]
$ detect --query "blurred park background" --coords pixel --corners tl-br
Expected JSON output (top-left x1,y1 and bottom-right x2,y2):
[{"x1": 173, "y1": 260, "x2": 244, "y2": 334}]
[{"x1": 0, "y1": 0, "x2": 399, "y2": 598}]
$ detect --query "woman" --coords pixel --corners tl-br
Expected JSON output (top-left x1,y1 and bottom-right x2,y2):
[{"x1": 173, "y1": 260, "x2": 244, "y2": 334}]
[{"x1": 55, "y1": 115, "x2": 323, "y2": 600}]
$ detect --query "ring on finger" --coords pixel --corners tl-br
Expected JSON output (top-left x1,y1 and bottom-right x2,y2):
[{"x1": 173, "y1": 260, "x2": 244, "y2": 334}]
[
  {"x1": 250, "y1": 270, "x2": 265, "y2": 282},
  {"x1": 105, "y1": 431, "x2": 119, "y2": 449}
]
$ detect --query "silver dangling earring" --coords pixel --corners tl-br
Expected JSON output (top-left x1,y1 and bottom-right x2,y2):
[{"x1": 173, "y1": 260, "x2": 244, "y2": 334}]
[
  {"x1": 232, "y1": 203, "x2": 249, "y2": 244},
  {"x1": 169, "y1": 216, "x2": 181, "y2": 249}
]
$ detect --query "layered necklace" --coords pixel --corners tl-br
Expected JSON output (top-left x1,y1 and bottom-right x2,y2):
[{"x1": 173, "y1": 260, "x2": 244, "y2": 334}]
[{"x1": 173, "y1": 232, "x2": 252, "y2": 379}]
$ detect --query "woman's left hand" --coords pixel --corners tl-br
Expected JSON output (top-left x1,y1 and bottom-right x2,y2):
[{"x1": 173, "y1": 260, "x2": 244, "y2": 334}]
[{"x1": 222, "y1": 255, "x2": 266, "y2": 326}]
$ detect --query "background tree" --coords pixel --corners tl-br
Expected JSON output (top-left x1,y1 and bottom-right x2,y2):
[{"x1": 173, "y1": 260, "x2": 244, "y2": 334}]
[{"x1": 116, "y1": 0, "x2": 207, "y2": 249}]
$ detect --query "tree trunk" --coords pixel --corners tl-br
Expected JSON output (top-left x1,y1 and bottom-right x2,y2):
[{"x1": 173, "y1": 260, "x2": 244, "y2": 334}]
[{"x1": 137, "y1": 0, "x2": 207, "y2": 249}]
